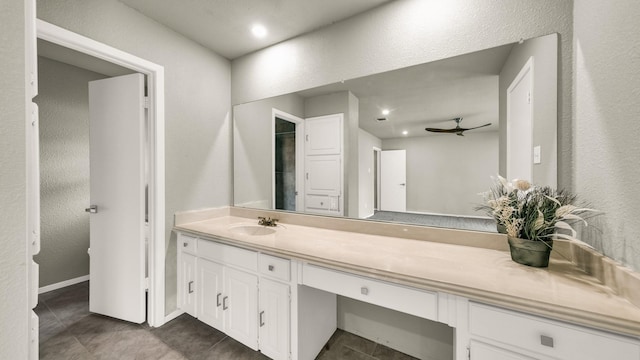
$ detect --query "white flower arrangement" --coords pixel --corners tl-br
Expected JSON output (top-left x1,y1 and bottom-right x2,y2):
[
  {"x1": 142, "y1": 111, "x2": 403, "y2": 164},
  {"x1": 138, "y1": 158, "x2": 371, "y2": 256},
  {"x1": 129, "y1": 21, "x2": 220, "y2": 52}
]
[{"x1": 476, "y1": 176, "x2": 595, "y2": 242}]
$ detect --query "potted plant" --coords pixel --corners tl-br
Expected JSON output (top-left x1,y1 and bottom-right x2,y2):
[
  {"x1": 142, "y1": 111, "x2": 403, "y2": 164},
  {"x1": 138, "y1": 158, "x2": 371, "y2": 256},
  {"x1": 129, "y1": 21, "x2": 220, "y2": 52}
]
[{"x1": 476, "y1": 176, "x2": 594, "y2": 267}]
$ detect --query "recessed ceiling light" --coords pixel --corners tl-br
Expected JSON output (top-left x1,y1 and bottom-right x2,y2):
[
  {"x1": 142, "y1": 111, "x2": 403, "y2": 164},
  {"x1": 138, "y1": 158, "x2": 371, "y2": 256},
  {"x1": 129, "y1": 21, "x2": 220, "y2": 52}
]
[
  {"x1": 382, "y1": 109, "x2": 390, "y2": 115},
  {"x1": 251, "y1": 24, "x2": 267, "y2": 38},
  {"x1": 402, "y1": 130, "x2": 408, "y2": 135}
]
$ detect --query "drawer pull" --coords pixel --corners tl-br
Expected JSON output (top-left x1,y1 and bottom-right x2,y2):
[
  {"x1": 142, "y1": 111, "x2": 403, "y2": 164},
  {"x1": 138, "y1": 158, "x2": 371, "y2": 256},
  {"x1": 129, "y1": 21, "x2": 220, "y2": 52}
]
[
  {"x1": 216, "y1": 293, "x2": 222, "y2": 307},
  {"x1": 223, "y1": 296, "x2": 229, "y2": 310},
  {"x1": 268, "y1": 265, "x2": 275, "y2": 271},
  {"x1": 259, "y1": 311, "x2": 265, "y2": 327},
  {"x1": 361, "y1": 286, "x2": 369, "y2": 295},
  {"x1": 183, "y1": 242, "x2": 188, "y2": 247},
  {"x1": 188, "y1": 281, "x2": 194, "y2": 294},
  {"x1": 540, "y1": 335, "x2": 554, "y2": 348}
]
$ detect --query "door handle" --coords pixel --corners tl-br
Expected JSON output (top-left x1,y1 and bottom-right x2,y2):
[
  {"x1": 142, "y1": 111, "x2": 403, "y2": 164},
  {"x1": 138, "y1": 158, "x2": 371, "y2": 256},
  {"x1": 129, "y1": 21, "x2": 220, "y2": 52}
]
[
  {"x1": 217, "y1": 293, "x2": 222, "y2": 307},
  {"x1": 223, "y1": 296, "x2": 229, "y2": 310},
  {"x1": 188, "y1": 281, "x2": 194, "y2": 294},
  {"x1": 259, "y1": 311, "x2": 265, "y2": 327},
  {"x1": 85, "y1": 205, "x2": 98, "y2": 213},
  {"x1": 399, "y1": 183, "x2": 406, "y2": 186}
]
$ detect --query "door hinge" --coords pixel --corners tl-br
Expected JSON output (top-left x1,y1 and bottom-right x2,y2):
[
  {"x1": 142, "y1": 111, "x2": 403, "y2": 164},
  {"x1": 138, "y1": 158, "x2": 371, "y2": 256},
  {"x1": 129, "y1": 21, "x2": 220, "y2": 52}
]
[
  {"x1": 528, "y1": 92, "x2": 531, "y2": 104},
  {"x1": 305, "y1": 134, "x2": 309, "y2": 142},
  {"x1": 144, "y1": 96, "x2": 150, "y2": 109}
]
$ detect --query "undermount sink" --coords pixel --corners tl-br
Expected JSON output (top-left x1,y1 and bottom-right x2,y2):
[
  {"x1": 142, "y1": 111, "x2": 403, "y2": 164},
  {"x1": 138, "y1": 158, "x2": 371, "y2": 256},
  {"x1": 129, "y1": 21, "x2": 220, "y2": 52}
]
[{"x1": 228, "y1": 224, "x2": 278, "y2": 236}]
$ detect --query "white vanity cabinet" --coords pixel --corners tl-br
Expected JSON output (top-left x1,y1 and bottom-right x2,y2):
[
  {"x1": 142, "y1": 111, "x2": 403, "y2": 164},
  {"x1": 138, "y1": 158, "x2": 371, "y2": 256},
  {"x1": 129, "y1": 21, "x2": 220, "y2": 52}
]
[
  {"x1": 177, "y1": 233, "x2": 292, "y2": 360},
  {"x1": 467, "y1": 302, "x2": 640, "y2": 360}
]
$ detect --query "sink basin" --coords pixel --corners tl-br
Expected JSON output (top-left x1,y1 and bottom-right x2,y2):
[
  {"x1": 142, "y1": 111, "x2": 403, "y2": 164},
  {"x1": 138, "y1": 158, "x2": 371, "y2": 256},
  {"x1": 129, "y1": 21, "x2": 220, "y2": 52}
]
[{"x1": 228, "y1": 224, "x2": 277, "y2": 236}]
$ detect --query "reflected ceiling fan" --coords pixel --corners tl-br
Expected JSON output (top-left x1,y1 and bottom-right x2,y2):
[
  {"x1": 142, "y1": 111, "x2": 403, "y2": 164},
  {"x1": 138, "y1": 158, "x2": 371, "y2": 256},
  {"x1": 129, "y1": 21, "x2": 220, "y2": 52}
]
[{"x1": 425, "y1": 117, "x2": 491, "y2": 136}]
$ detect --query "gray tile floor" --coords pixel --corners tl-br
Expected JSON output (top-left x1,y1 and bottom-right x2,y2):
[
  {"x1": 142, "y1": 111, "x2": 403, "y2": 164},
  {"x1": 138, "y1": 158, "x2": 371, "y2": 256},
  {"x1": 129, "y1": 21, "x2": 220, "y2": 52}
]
[{"x1": 37, "y1": 281, "x2": 417, "y2": 360}]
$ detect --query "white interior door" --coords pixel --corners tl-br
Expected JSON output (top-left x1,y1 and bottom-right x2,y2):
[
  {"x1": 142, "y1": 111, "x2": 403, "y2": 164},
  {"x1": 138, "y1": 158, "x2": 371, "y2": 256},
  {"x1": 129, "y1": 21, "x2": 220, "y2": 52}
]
[
  {"x1": 88, "y1": 73, "x2": 146, "y2": 324},
  {"x1": 507, "y1": 57, "x2": 533, "y2": 182},
  {"x1": 380, "y1": 150, "x2": 406, "y2": 212}
]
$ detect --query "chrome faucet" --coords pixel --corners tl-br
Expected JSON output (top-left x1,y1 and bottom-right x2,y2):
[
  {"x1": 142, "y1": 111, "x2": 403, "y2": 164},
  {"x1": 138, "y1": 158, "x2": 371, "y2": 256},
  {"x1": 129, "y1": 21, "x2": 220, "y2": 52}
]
[{"x1": 258, "y1": 216, "x2": 278, "y2": 227}]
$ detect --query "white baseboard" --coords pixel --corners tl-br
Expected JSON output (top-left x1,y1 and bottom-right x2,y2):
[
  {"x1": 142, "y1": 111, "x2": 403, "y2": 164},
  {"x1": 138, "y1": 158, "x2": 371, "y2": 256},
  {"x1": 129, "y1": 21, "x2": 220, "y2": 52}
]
[
  {"x1": 39, "y1": 275, "x2": 90, "y2": 294},
  {"x1": 164, "y1": 309, "x2": 184, "y2": 324}
]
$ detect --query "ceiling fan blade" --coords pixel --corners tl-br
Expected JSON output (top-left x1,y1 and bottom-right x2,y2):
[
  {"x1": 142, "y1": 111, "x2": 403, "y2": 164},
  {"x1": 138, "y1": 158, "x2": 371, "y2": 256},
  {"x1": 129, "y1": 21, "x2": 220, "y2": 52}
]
[
  {"x1": 462, "y1": 123, "x2": 492, "y2": 131},
  {"x1": 425, "y1": 127, "x2": 459, "y2": 133}
]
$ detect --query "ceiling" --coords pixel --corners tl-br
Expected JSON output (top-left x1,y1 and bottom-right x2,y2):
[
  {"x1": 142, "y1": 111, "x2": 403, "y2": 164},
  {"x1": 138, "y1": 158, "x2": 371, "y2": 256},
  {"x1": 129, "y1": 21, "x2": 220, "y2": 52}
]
[
  {"x1": 297, "y1": 43, "x2": 515, "y2": 139},
  {"x1": 119, "y1": 0, "x2": 391, "y2": 59}
]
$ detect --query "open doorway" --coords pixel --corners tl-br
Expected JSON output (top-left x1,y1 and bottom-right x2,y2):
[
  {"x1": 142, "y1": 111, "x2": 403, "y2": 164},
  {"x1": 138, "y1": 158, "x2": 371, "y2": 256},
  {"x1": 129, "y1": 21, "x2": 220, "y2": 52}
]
[
  {"x1": 32, "y1": 20, "x2": 166, "y2": 328},
  {"x1": 272, "y1": 109, "x2": 304, "y2": 212}
]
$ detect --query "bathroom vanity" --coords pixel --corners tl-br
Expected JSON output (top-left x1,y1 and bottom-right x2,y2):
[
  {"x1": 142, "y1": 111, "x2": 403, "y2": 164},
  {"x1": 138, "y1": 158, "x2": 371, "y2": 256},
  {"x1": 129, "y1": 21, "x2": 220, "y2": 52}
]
[{"x1": 174, "y1": 207, "x2": 640, "y2": 360}]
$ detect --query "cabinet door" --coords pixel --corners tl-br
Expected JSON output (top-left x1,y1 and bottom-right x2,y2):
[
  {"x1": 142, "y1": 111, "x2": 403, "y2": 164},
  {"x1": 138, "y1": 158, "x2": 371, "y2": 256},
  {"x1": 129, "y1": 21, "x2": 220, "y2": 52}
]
[
  {"x1": 259, "y1": 278, "x2": 290, "y2": 360},
  {"x1": 471, "y1": 341, "x2": 536, "y2": 360},
  {"x1": 225, "y1": 267, "x2": 259, "y2": 350},
  {"x1": 181, "y1": 253, "x2": 197, "y2": 317},
  {"x1": 198, "y1": 258, "x2": 224, "y2": 330},
  {"x1": 305, "y1": 114, "x2": 343, "y2": 155}
]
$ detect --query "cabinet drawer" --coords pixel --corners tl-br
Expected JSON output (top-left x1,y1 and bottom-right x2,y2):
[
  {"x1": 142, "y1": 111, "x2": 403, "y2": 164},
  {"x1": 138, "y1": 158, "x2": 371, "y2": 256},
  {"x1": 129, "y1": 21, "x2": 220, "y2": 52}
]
[
  {"x1": 469, "y1": 302, "x2": 640, "y2": 360},
  {"x1": 198, "y1": 240, "x2": 257, "y2": 272},
  {"x1": 178, "y1": 233, "x2": 197, "y2": 255},
  {"x1": 302, "y1": 264, "x2": 437, "y2": 321},
  {"x1": 258, "y1": 254, "x2": 290, "y2": 282}
]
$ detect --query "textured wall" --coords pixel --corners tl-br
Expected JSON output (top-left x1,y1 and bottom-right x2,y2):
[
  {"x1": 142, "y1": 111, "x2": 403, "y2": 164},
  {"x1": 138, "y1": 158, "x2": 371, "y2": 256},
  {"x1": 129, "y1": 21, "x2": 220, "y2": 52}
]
[
  {"x1": 0, "y1": 0, "x2": 29, "y2": 357},
  {"x1": 231, "y1": 0, "x2": 574, "y2": 190},
  {"x1": 574, "y1": 1, "x2": 640, "y2": 271},
  {"x1": 383, "y1": 132, "x2": 499, "y2": 216},
  {"x1": 34, "y1": 57, "x2": 107, "y2": 287},
  {"x1": 38, "y1": 0, "x2": 231, "y2": 314}
]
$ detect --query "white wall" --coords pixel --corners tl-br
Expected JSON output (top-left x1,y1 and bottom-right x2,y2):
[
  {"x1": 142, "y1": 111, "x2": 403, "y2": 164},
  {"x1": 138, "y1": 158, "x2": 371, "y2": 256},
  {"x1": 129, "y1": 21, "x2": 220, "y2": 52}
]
[
  {"x1": 34, "y1": 57, "x2": 107, "y2": 287},
  {"x1": 0, "y1": 0, "x2": 29, "y2": 357},
  {"x1": 499, "y1": 33, "x2": 558, "y2": 188},
  {"x1": 358, "y1": 129, "x2": 382, "y2": 218},
  {"x1": 383, "y1": 132, "x2": 499, "y2": 216},
  {"x1": 574, "y1": 1, "x2": 640, "y2": 271},
  {"x1": 234, "y1": 94, "x2": 305, "y2": 209},
  {"x1": 37, "y1": 0, "x2": 232, "y2": 314}
]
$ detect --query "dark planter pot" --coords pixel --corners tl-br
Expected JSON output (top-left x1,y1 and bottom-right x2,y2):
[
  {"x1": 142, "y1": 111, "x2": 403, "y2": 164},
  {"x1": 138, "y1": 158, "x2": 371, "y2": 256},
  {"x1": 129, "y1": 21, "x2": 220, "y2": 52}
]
[{"x1": 507, "y1": 237, "x2": 553, "y2": 268}]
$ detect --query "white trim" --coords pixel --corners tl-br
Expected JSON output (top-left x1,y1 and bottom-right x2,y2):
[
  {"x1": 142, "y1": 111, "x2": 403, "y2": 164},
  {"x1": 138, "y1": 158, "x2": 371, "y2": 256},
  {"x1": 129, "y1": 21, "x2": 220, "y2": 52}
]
[
  {"x1": 271, "y1": 109, "x2": 305, "y2": 212},
  {"x1": 38, "y1": 275, "x2": 90, "y2": 294},
  {"x1": 164, "y1": 309, "x2": 185, "y2": 324},
  {"x1": 35, "y1": 19, "x2": 166, "y2": 327}
]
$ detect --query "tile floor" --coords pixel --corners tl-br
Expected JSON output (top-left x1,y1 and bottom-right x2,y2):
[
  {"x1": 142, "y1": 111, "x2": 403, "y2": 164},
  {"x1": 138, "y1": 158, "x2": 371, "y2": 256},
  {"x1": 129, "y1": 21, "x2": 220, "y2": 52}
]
[{"x1": 36, "y1": 281, "x2": 418, "y2": 360}]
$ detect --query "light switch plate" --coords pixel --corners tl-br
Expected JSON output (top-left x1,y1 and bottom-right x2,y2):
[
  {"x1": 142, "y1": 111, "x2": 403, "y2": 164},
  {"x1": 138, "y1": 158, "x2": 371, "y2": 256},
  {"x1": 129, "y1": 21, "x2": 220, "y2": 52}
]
[{"x1": 533, "y1": 146, "x2": 541, "y2": 164}]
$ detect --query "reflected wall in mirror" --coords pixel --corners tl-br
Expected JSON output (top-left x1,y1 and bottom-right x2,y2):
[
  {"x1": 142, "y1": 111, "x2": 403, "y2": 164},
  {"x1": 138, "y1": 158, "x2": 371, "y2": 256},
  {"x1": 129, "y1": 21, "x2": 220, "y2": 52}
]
[{"x1": 233, "y1": 33, "x2": 557, "y2": 232}]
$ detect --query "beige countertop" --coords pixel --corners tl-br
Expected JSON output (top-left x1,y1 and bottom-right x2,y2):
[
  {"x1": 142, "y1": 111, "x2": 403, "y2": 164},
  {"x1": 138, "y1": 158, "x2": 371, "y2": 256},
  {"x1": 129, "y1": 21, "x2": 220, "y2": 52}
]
[{"x1": 174, "y1": 209, "x2": 640, "y2": 338}]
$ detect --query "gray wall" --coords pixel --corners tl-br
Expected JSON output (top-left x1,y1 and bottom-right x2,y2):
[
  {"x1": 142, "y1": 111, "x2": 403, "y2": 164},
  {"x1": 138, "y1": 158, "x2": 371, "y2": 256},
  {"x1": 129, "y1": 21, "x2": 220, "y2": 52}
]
[
  {"x1": 234, "y1": 94, "x2": 305, "y2": 209},
  {"x1": 0, "y1": 0, "x2": 29, "y2": 357},
  {"x1": 38, "y1": 0, "x2": 232, "y2": 314},
  {"x1": 34, "y1": 57, "x2": 107, "y2": 287},
  {"x1": 499, "y1": 33, "x2": 558, "y2": 188},
  {"x1": 358, "y1": 129, "x2": 382, "y2": 218},
  {"x1": 574, "y1": 1, "x2": 640, "y2": 271},
  {"x1": 383, "y1": 132, "x2": 499, "y2": 216}
]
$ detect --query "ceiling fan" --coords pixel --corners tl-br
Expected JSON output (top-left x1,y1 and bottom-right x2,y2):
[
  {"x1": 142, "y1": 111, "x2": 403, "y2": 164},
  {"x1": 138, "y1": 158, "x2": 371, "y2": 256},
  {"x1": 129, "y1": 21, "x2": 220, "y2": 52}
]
[{"x1": 425, "y1": 117, "x2": 491, "y2": 136}]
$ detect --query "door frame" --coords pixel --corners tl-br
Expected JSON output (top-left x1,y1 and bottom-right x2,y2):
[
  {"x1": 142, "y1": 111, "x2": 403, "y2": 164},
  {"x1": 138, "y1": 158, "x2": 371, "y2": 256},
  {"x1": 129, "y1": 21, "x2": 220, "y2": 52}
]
[
  {"x1": 271, "y1": 109, "x2": 305, "y2": 212},
  {"x1": 35, "y1": 20, "x2": 166, "y2": 327},
  {"x1": 373, "y1": 147, "x2": 381, "y2": 211}
]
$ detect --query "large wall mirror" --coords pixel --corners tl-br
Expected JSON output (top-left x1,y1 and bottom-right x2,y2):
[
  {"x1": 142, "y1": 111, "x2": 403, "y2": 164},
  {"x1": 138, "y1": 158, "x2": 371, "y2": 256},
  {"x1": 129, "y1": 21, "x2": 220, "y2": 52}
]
[{"x1": 233, "y1": 33, "x2": 557, "y2": 232}]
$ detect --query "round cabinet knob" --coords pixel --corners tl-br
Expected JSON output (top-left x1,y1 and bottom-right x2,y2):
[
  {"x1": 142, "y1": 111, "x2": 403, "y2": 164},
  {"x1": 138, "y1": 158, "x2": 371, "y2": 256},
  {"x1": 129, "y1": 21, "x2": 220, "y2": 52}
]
[
  {"x1": 183, "y1": 242, "x2": 188, "y2": 247},
  {"x1": 361, "y1": 287, "x2": 369, "y2": 295},
  {"x1": 268, "y1": 265, "x2": 275, "y2": 271}
]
